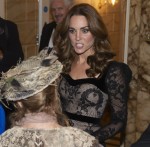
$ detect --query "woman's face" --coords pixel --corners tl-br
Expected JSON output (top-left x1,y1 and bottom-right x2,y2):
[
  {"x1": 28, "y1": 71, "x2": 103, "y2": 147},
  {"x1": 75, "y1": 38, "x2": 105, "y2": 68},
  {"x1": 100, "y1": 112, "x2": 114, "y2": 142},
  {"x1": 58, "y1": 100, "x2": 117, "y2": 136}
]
[{"x1": 68, "y1": 15, "x2": 95, "y2": 55}]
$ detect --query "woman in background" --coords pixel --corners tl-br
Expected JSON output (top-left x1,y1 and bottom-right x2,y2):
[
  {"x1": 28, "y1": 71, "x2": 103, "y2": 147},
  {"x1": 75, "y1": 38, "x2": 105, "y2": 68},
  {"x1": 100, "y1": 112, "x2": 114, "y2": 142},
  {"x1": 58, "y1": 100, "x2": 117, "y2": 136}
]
[{"x1": 54, "y1": 3, "x2": 132, "y2": 146}]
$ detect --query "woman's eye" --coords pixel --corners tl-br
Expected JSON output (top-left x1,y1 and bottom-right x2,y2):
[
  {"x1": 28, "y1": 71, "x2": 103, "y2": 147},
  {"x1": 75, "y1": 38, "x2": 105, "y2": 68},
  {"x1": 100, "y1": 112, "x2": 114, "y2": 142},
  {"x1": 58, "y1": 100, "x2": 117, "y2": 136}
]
[
  {"x1": 68, "y1": 29, "x2": 75, "y2": 34},
  {"x1": 82, "y1": 28, "x2": 89, "y2": 33}
]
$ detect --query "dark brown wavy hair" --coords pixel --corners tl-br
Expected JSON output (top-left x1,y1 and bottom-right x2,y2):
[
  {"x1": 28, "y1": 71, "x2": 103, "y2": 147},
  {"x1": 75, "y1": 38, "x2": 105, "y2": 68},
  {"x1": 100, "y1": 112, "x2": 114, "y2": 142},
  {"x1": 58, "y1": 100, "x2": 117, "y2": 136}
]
[
  {"x1": 10, "y1": 85, "x2": 69, "y2": 127},
  {"x1": 54, "y1": 3, "x2": 116, "y2": 77}
]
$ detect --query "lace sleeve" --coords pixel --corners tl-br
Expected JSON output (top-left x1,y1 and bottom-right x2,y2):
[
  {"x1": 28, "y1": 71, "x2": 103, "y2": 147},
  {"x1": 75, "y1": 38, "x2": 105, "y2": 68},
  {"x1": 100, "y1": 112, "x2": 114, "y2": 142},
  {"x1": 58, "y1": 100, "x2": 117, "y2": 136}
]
[{"x1": 93, "y1": 62, "x2": 132, "y2": 143}]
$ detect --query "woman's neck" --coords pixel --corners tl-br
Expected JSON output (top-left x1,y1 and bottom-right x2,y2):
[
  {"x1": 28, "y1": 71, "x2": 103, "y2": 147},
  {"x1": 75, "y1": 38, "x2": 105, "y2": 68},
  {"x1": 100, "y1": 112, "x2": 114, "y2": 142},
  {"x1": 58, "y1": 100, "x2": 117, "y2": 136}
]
[
  {"x1": 16, "y1": 112, "x2": 61, "y2": 129},
  {"x1": 22, "y1": 122, "x2": 61, "y2": 129}
]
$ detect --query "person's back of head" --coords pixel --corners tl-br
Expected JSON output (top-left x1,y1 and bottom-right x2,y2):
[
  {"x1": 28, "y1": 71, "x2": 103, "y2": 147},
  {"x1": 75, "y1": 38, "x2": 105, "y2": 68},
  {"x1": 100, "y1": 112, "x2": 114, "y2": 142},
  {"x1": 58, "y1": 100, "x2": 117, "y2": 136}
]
[
  {"x1": 9, "y1": 85, "x2": 69, "y2": 127},
  {"x1": 0, "y1": 48, "x2": 69, "y2": 128}
]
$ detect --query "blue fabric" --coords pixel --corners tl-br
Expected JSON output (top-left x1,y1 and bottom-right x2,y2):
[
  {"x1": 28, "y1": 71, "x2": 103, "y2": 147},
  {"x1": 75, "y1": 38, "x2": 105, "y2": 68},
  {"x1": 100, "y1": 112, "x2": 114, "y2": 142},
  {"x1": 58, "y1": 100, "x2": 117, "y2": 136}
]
[{"x1": 0, "y1": 104, "x2": 5, "y2": 134}]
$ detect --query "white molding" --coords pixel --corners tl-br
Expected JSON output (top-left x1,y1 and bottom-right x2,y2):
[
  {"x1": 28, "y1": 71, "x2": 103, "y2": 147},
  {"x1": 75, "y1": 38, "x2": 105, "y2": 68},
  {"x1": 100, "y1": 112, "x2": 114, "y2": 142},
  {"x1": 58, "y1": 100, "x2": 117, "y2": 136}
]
[
  {"x1": 124, "y1": 0, "x2": 131, "y2": 64},
  {"x1": 38, "y1": 0, "x2": 50, "y2": 43},
  {"x1": 38, "y1": 0, "x2": 43, "y2": 43}
]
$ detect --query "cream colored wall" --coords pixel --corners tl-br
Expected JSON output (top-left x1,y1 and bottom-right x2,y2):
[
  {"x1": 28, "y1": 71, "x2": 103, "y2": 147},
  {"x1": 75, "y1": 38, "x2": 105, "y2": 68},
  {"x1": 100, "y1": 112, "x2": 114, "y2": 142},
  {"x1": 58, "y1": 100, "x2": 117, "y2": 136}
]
[
  {"x1": 5, "y1": 0, "x2": 39, "y2": 59},
  {"x1": 0, "y1": 0, "x2": 5, "y2": 18},
  {"x1": 98, "y1": 1, "x2": 126, "y2": 62}
]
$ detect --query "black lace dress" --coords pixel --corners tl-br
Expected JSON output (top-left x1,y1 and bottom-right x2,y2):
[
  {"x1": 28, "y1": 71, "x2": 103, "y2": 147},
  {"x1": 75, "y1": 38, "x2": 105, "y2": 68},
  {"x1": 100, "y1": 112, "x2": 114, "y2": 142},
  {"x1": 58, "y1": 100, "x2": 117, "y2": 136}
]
[{"x1": 58, "y1": 61, "x2": 132, "y2": 144}]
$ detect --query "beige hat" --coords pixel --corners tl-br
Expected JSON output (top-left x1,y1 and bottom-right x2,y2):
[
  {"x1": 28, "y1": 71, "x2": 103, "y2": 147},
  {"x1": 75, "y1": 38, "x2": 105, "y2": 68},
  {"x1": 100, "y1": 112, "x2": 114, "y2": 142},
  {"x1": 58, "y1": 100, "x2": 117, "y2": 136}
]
[{"x1": 0, "y1": 48, "x2": 63, "y2": 101}]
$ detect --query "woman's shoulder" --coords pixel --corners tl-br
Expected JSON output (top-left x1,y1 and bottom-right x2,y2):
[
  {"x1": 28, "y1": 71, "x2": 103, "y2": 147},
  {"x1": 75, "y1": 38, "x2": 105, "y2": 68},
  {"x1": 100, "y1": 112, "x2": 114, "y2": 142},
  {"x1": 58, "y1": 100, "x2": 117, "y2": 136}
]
[
  {"x1": 106, "y1": 61, "x2": 132, "y2": 82},
  {"x1": 0, "y1": 127, "x2": 20, "y2": 146},
  {"x1": 108, "y1": 61, "x2": 131, "y2": 72},
  {"x1": 61, "y1": 127, "x2": 102, "y2": 147},
  {"x1": 108, "y1": 61, "x2": 129, "y2": 68},
  {"x1": 0, "y1": 127, "x2": 24, "y2": 138},
  {"x1": 63, "y1": 126, "x2": 94, "y2": 135}
]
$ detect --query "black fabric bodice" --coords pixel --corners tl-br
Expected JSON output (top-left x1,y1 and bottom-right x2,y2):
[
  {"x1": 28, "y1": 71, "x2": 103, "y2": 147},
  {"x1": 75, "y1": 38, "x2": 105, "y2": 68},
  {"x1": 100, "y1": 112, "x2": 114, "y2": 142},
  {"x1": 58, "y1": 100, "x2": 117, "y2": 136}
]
[{"x1": 58, "y1": 61, "x2": 132, "y2": 143}]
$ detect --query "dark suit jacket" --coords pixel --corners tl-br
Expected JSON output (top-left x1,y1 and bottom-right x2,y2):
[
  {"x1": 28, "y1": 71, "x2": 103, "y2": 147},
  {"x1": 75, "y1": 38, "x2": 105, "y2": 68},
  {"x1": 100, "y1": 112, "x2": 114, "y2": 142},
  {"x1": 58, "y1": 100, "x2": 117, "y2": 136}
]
[
  {"x1": 39, "y1": 21, "x2": 57, "y2": 52},
  {"x1": 0, "y1": 17, "x2": 24, "y2": 74},
  {"x1": 0, "y1": 17, "x2": 24, "y2": 129}
]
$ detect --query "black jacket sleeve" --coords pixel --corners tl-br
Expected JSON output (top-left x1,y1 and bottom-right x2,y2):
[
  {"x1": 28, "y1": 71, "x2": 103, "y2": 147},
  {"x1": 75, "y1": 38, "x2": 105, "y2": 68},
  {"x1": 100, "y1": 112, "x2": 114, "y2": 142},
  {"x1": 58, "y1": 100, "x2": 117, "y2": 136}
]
[
  {"x1": 0, "y1": 18, "x2": 24, "y2": 74},
  {"x1": 39, "y1": 21, "x2": 56, "y2": 52}
]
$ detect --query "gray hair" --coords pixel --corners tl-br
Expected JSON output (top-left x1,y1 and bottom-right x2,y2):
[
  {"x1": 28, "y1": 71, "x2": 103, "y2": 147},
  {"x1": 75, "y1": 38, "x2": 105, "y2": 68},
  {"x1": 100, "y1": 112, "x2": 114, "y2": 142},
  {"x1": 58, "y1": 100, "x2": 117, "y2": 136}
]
[{"x1": 50, "y1": 0, "x2": 74, "y2": 7}]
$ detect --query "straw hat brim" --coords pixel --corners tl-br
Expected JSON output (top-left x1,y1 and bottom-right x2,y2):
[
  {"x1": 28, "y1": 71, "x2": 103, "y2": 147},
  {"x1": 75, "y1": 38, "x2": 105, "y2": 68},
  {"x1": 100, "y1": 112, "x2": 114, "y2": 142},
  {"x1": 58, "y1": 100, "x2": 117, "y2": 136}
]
[{"x1": 0, "y1": 48, "x2": 63, "y2": 101}]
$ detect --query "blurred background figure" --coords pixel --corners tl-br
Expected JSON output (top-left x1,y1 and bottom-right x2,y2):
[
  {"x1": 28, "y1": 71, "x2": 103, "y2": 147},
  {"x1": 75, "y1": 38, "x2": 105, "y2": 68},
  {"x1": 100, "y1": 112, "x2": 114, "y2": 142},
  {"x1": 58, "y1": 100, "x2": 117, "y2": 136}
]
[
  {"x1": 39, "y1": 0, "x2": 74, "y2": 51},
  {"x1": 0, "y1": 16, "x2": 24, "y2": 132},
  {"x1": 0, "y1": 17, "x2": 24, "y2": 75}
]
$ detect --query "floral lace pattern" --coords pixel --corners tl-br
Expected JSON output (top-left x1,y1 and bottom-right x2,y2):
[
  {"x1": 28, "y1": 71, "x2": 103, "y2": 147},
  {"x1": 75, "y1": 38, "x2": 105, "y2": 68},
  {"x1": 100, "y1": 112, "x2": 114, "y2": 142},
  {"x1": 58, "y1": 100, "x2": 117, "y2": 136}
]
[
  {"x1": 0, "y1": 127, "x2": 102, "y2": 147},
  {"x1": 58, "y1": 61, "x2": 132, "y2": 143}
]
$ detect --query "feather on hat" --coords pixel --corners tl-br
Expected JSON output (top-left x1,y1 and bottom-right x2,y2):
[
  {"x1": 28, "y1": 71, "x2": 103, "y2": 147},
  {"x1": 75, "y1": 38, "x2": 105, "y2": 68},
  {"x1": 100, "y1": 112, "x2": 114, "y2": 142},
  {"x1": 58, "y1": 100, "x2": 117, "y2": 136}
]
[{"x1": 0, "y1": 48, "x2": 63, "y2": 101}]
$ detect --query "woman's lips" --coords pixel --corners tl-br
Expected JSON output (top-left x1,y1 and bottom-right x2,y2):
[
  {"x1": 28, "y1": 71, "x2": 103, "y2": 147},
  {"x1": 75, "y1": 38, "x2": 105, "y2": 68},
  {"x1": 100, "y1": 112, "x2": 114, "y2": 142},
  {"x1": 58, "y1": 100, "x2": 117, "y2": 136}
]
[{"x1": 76, "y1": 43, "x2": 83, "y2": 49}]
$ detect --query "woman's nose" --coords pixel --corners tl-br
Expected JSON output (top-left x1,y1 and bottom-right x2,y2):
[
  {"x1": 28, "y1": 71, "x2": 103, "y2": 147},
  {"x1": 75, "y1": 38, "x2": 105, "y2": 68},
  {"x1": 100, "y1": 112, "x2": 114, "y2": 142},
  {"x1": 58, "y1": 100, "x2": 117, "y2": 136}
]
[{"x1": 75, "y1": 31, "x2": 81, "y2": 41}]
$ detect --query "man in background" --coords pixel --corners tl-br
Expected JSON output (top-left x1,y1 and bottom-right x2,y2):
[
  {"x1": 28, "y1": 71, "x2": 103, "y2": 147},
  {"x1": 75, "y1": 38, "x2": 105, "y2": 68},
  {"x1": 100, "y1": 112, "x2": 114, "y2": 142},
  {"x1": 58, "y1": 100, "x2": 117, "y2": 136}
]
[{"x1": 39, "y1": 0, "x2": 74, "y2": 51}]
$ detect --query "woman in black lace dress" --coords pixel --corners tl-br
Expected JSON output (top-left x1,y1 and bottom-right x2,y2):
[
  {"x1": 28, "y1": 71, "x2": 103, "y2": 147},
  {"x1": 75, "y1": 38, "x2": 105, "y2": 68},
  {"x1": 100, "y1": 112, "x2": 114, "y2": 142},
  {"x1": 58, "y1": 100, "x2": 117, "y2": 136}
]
[{"x1": 54, "y1": 3, "x2": 132, "y2": 146}]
